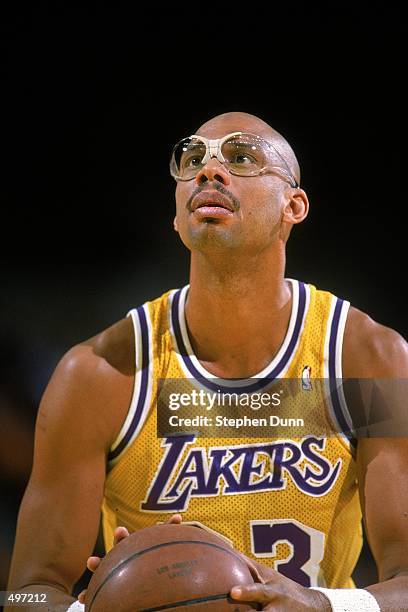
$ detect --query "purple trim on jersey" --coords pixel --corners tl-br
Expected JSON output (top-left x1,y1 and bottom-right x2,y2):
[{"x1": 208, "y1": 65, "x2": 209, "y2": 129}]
[
  {"x1": 108, "y1": 306, "x2": 150, "y2": 461},
  {"x1": 329, "y1": 299, "x2": 356, "y2": 447},
  {"x1": 171, "y1": 282, "x2": 307, "y2": 393}
]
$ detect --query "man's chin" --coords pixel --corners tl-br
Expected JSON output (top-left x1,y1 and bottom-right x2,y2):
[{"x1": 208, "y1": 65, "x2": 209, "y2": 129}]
[{"x1": 187, "y1": 225, "x2": 243, "y2": 251}]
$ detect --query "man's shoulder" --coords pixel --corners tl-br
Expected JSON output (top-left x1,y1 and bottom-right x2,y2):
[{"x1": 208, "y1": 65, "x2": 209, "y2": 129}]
[
  {"x1": 61, "y1": 316, "x2": 135, "y2": 380},
  {"x1": 57, "y1": 285, "x2": 180, "y2": 383},
  {"x1": 45, "y1": 317, "x2": 135, "y2": 450},
  {"x1": 343, "y1": 306, "x2": 408, "y2": 378}
]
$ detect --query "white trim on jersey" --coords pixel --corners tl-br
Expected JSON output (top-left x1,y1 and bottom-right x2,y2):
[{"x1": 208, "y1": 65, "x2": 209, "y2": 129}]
[
  {"x1": 335, "y1": 300, "x2": 354, "y2": 432},
  {"x1": 108, "y1": 304, "x2": 154, "y2": 467},
  {"x1": 323, "y1": 296, "x2": 336, "y2": 381},
  {"x1": 323, "y1": 296, "x2": 354, "y2": 451}
]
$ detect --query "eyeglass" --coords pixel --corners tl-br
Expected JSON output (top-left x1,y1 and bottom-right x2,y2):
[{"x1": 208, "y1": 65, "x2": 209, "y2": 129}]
[{"x1": 170, "y1": 131, "x2": 298, "y2": 187}]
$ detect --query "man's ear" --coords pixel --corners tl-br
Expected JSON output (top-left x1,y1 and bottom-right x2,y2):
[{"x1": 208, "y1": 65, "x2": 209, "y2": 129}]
[
  {"x1": 282, "y1": 189, "x2": 309, "y2": 224},
  {"x1": 173, "y1": 215, "x2": 179, "y2": 232},
  {"x1": 280, "y1": 188, "x2": 309, "y2": 241}
]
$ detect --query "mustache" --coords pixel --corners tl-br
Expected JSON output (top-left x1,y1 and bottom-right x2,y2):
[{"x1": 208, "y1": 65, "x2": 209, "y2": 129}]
[{"x1": 186, "y1": 183, "x2": 241, "y2": 213}]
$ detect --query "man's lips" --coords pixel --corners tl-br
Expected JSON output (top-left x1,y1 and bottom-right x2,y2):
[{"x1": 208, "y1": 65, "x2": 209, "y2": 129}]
[{"x1": 191, "y1": 191, "x2": 235, "y2": 213}]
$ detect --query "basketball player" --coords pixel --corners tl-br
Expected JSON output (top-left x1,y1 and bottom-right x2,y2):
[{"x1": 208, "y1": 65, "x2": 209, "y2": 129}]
[{"x1": 6, "y1": 112, "x2": 408, "y2": 611}]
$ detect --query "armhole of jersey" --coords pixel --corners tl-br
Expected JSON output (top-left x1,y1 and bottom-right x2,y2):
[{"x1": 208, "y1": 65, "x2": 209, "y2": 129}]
[
  {"x1": 324, "y1": 296, "x2": 357, "y2": 452},
  {"x1": 107, "y1": 304, "x2": 154, "y2": 468}
]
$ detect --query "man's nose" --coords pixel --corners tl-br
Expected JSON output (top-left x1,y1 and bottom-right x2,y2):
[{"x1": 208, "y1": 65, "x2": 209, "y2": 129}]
[{"x1": 195, "y1": 159, "x2": 231, "y2": 186}]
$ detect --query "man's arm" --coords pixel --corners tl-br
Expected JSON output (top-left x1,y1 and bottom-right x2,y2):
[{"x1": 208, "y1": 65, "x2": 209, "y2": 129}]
[
  {"x1": 6, "y1": 319, "x2": 134, "y2": 611},
  {"x1": 345, "y1": 308, "x2": 408, "y2": 611},
  {"x1": 356, "y1": 437, "x2": 408, "y2": 610}
]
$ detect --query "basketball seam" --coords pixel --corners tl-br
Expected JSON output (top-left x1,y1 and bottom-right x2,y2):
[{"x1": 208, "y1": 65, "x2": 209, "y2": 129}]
[{"x1": 139, "y1": 592, "x2": 230, "y2": 611}]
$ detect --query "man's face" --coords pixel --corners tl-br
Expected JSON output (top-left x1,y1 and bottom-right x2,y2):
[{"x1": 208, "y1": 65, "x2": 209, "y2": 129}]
[{"x1": 173, "y1": 117, "x2": 291, "y2": 258}]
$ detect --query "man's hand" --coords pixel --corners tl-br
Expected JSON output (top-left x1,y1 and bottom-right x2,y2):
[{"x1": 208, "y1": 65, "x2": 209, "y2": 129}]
[
  {"x1": 231, "y1": 566, "x2": 331, "y2": 611},
  {"x1": 77, "y1": 515, "x2": 183, "y2": 604},
  {"x1": 227, "y1": 552, "x2": 330, "y2": 611}
]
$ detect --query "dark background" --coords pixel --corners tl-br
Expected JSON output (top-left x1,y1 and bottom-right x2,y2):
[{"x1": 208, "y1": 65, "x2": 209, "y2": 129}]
[{"x1": 0, "y1": 2, "x2": 406, "y2": 594}]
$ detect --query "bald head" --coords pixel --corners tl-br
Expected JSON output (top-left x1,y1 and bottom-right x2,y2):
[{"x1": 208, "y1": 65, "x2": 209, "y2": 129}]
[{"x1": 196, "y1": 112, "x2": 300, "y2": 186}]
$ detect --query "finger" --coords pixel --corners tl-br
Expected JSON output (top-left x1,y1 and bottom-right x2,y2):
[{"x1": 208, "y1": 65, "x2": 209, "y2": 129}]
[
  {"x1": 233, "y1": 551, "x2": 267, "y2": 584},
  {"x1": 113, "y1": 526, "x2": 130, "y2": 545},
  {"x1": 230, "y1": 583, "x2": 277, "y2": 603},
  {"x1": 77, "y1": 590, "x2": 87, "y2": 604},
  {"x1": 166, "y1": 514, "x2": 183, "y2": 524},
  {"x1": 87, "y1": 556, "x2": 101, "y2": 572}
]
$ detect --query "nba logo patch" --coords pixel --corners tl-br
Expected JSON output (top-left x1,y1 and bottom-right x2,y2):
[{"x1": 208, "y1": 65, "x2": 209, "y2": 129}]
[{"x1": 301, "y1": 365, "x2": 312, "y2": 390}]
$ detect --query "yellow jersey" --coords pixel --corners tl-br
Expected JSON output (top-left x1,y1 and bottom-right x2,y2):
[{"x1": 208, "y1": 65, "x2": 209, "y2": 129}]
[{"x1": 101, "y1": 279, "x2": 361, "y2": 589}]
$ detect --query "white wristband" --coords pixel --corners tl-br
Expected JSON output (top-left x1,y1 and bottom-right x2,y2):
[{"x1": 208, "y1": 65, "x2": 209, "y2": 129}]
[
  {"x1": 67, "y1": 602, "x2": 85, "y2": 612},
  {"x1": 311, "y1": 587, "x2": 380, "y2": 611}
]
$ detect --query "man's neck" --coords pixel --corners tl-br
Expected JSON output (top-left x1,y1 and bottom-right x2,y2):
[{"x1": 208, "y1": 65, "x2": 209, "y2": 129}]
[{"x1": 184, "y1": 249, "x2": 292, "y2": 378}]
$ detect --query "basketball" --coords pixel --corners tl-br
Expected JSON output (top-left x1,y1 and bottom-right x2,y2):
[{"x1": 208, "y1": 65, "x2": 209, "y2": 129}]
[{"x1": 84, "y1": 523, "x2": 260, "y2": 611}]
